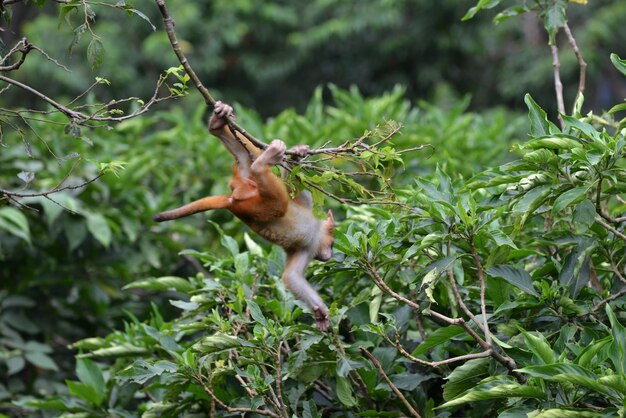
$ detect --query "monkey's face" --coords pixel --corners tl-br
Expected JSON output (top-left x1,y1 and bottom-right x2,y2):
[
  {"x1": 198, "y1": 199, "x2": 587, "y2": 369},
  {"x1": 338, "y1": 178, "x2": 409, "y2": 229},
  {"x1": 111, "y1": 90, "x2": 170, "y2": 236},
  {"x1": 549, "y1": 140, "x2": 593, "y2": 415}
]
[{"x1": 315, "y1": 210, "x2": 335, "y2": 261}]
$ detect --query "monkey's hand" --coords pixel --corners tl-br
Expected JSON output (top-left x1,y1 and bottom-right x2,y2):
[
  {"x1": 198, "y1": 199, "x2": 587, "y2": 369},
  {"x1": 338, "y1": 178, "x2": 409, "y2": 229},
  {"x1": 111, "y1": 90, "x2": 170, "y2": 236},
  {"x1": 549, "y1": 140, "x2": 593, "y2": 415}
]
[
  {"x1": 314, "y1": 306, "x2": 330, "y2": 331},
  {"x1": 208, "y1": 101, "x2": 235, "y2": 132}
]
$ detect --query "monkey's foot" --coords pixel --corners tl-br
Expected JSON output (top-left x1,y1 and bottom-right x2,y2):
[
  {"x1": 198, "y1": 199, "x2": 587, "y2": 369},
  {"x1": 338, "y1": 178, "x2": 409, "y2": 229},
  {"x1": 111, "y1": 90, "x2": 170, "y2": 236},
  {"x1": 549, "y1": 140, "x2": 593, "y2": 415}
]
[
  {"x1": 314, "y1": 306, "x2": 329, "y2": 331},
  {"x1": 289, "y1": 144, "x2": 311, "y2": 160},
  {"x1": 264, "y1": 139, "x2": 287, "y2": 164}
]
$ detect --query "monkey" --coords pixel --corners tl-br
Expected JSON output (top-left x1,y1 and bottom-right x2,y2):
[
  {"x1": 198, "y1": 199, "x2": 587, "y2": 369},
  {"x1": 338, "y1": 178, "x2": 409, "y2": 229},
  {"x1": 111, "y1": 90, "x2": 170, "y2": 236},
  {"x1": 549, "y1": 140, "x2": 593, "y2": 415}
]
[{"x1": 153, "y1": 101, "x2": 334, "y2": 330}]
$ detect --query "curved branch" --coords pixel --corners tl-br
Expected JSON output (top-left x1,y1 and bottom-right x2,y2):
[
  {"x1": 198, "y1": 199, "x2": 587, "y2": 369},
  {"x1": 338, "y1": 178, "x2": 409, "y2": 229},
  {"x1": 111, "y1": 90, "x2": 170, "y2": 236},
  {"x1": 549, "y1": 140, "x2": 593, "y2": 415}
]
[
  {"x1": 0, "y1": 38, "x2": 33, "y2": 71},
  {"x1": 563, "y1": 23, "x2": 587, "y2": 112},
  {"x1": 153, "y1": 0, "x2": 269, "y2": 151},
  {"x1": 360, "y1": 347, "x2": 422, "y2": 418}
]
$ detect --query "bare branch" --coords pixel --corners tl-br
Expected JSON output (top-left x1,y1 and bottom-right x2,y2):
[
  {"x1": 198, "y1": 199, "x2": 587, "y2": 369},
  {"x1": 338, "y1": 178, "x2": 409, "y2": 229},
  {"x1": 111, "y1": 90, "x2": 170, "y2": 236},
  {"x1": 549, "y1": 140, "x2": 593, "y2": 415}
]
[
  {"x1": 550, "y1": 42, "x2": 565, "y2": 129},
  {"x1": 385, "y1": 332, "x2": 492, "y2": 368},
  {"x1": 0, "y1": 38, "x2": 33, "y2": 71},
  {"x1": 596, "y1": 217, "x2": 626, "y2": 242},
  {"x1": 592, "y1": 285, "x2": 626, "y2": 313},
  {"x1": 363, "y1": 260, "x2": 420, "y2": 310},
  {"x1": 360, "y1": 346, "x2": 422, "y2": 418},
  {"x1": 274, "y1": 342, "x2": 289, "y2": 418},
  {"x1": 198, "y1": 373, "x2": 279, "y2": 418},
  {"x1": 563, "y1": 23, "x2": 587, "y2": 112},
  {"x1": 153, "y1": 0, "x2": 270, "y2": 152},
  {"x1": 468, "y1": 237, "x2": 491, "y2": 346}
]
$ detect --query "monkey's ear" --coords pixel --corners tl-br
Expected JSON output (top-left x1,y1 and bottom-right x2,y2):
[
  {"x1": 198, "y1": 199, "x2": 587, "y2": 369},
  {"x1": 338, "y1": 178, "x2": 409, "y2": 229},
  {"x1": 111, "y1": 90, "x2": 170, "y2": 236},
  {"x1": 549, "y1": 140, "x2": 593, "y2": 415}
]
[{"x1": 324, "y1": 210, "x2": 335, "y2": 233}]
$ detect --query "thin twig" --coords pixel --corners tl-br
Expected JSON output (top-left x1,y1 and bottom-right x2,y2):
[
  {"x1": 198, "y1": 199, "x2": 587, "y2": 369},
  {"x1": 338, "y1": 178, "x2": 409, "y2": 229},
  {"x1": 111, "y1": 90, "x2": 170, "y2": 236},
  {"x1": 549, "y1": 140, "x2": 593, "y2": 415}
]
[
  {"x1": 198, "y1": 374, "x2": 279, "y2": 418},
  {"x1": 446, "y1": 242, "x2": 487, "y2": 333},
  {"x1": 364, "y1": 260, "x2": 420, "y2": 310},
  {"x1": 550, "y1": 41, "x2": 565, "y2": 129},
  {"x1": 468, "y1": 237, "x2": 491, "y2": 346},
  {"x1": 0, "y1": 38, "x2": 33, "y2": 71},
  {"x1": 153, "y1": 0, "x2": 269, "y2": 152},
  {"x1": 596, "y1": 217, "x2": 626, "y2": 242},
  {"x1": 595, "y1": 176, "x2": 626, "y2": 224},
  {"x1": 360, "y1": 347, "x2": 422, "y2": 418},
  {"x1": 563, "y1": 23, "x2": 587, "y2": 113},
  {"x1": 592, "y1": 287, "x2": 626, "y2": 312},
  {"x1": 274, "y1": 342, "x2": 289, "y2": 418},
  {"x1": 386, "y1": 333, "x2": 492, "y2": 367}
]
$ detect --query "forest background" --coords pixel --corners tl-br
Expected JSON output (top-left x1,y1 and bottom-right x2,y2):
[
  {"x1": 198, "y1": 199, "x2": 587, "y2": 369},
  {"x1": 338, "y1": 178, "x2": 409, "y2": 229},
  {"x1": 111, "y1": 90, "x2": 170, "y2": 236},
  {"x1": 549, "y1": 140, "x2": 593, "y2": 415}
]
[{"x1": 1, "y1": 0, "x2": 626, "y2": 417}]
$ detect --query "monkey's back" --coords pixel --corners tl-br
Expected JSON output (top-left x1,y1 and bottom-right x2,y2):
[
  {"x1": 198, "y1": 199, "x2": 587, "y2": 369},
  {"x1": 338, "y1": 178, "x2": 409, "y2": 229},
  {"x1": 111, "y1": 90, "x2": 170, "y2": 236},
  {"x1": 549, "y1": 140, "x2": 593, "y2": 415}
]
[{"x1": 245, "y1": 201, "x2": 323, "y2": 253}]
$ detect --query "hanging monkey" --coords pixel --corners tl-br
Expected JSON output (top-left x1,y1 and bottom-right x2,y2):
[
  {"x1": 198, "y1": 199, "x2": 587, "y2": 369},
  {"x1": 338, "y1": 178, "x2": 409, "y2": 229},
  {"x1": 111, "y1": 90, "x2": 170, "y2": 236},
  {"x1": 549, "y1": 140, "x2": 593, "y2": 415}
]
[{"x1": 153, "y1": 101, "x2": 334, "y2": 330}]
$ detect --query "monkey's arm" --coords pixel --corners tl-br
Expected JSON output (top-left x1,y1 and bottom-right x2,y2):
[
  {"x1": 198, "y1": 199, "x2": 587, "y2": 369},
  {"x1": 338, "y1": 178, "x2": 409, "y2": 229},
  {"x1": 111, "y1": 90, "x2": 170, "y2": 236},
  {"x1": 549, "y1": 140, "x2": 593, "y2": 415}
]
[
  {"x1": 153, "y1": 195, "x2": 231, "y2": 222},
  {"x1": 209, "y1": 102, "x2": 261, "y2": 170},
  {"x1": 283, "y1": 250, "x2": 329, "y2": 330}
]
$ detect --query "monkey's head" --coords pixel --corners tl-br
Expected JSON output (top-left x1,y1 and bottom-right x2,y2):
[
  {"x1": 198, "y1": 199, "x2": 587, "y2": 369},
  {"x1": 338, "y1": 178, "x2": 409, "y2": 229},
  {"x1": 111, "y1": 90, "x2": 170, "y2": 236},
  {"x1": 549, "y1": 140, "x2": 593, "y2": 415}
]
[{"x1": 315, "y1": 210, "x2": 335, "y2": 261}]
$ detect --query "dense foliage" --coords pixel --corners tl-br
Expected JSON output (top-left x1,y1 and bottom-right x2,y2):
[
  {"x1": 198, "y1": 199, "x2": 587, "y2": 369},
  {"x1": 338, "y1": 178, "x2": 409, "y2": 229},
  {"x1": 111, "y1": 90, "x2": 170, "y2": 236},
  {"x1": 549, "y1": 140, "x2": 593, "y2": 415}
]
[{"x1": 1, "y1": 0, "x2": 626, "y2": 417}]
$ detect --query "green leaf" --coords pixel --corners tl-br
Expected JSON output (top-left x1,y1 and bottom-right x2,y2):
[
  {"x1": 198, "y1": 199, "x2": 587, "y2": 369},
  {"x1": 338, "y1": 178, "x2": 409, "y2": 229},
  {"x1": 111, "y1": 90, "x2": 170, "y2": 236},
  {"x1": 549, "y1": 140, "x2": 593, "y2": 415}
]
[
  {"x1": 559, "y1": 239, "x2": 596, "y2": 298},
  {"x1": 462, "y1": 0, "x2": 503, "y2": 21},
  {"x1": 487, "y1": 265, "x2": 539, "y2": 297},
  {"x1": 524, "y1": 94, "x2": 552, "y2": 137},
  {"x1": 127, "y1": 8, "x2": 156, "y2": 31},
  {"x1": 606, "y1": 305, "x2": 626, "y2": 374},
  {"x1": 24, "y1": 351, "x2": 58, "y2": 371},
  {"x1": 0, "y1": 207, "x2": 31, "y2": 244},
  {"x1": 411, "y1": 325, "x2": 465, "y2": 356},
  {"x1": 552, "y1": 186, "x2": 590, "y2": 214},
  {"x1": 68, "y1": 23, "x2": 86, "y2": 54},
  {"x1": 87, "y1": 37, "x2": 104, "y2": 71},
  {"x1": 526, "y1": 136, "x2": 582, "y2": 150},
  {"x1": 75, "y1": 358, "x2": 105, "y2": 405},
  {"x1": 85, "y1": 213, "x2": 111, "y2": 247},
  {"x1": 561, "y1": 115, "x2": 600, "y2": 140},
  {"x1": 442, "y1": 357, "x2": 490, "y2": 401},
  {"x1": 519, "y1": 330, "x2": 555, "y2": 364},
  {"x1": 572, "y1": 199, "x2": 595, "y2": 232},
  {"x1": 79, "y1": 343, "x2": 148, "y2": 358},
  {"x1": 438, "y1": 380, "x2": 544, "y2": 409},
  {"x1": 610, "y1": 53, "x2": 626, "y2": 77},
  {"x1": 516, "y1": 364, "x2": 610, "y2": 395},
  {"x1": 247, "y1": 300, "x2": 269, "y2": 327},
  {"x1": 543, "y1": 0, "x2": 567, "y2": 44},
  {"x1": 532, "y1": 409, "x2": 606, "y2": 418},
  {"x1": 576, "y1": 337, "x2": 611, "y2": 369},
  {"x1": 516, "y1": 363, "x2": 596, "y2": 380},
  {"x1": 66, "y1": 380, "x2": 101, "y2": 405},
  {"x1": 488, "y1": 230, "x2": 518, "y2": 249},
  {"x1": 194, "y1": 333, "x2": 254, "y2": 353},
  {"x1": 7, "y1": 356, "x2": 25, "y2": 375},
  {"x1": 123, "y1": 276, "x2": 193, "y2": 293},
  {"x1": 117, "y1": 360, "x2": 177, "y2": 385},
  {"x1": 336, "y1": 375, "x2": 357, "y2": 407}
]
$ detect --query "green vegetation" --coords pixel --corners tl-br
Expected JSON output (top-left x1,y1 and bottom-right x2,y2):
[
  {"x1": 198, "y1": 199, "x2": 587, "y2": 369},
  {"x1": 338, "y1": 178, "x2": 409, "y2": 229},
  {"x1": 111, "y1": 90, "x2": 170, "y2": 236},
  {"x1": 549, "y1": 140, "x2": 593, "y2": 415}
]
[{"x1": 1, "y1": 0, "x2": 626, "y2": 417}]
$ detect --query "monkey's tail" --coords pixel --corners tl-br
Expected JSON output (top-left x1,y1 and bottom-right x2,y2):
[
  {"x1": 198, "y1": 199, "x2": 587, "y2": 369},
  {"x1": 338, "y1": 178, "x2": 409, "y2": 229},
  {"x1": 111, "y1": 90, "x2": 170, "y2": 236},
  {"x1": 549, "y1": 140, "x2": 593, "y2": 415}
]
[{"x1": 153, "y1": 195, "x2": 231, "y2": 222}]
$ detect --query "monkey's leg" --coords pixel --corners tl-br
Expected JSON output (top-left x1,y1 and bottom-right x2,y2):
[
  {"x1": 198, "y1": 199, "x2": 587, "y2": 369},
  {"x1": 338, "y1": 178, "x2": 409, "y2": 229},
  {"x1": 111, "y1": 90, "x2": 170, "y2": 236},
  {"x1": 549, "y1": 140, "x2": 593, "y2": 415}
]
[
  {"x1": 153, "y1": 195, "x2": 231, "y2": 222},
  {"x1": 247, "y1": 140, "x2": 290, "y2": 217},
  {"x1": 283, "y1": 251, "x2": 329, "y2": 330}
]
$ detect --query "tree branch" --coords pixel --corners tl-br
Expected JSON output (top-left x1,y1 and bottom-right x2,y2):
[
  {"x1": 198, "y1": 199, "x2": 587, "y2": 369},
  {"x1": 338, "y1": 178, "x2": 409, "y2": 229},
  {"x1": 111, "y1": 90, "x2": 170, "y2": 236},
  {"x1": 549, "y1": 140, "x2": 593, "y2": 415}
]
[
  {"x1": 563, "y1": 23, "x2": 587, "y2": 113},
  {"x1": 550, "y1": 40, "x2": 565, "y2": 129},
  {"x1": 360, "y1": 347, "x2": 422, "y2": 418},
  {"x1": 153, "y1": 0, "x2": 269, "y2": 151}
]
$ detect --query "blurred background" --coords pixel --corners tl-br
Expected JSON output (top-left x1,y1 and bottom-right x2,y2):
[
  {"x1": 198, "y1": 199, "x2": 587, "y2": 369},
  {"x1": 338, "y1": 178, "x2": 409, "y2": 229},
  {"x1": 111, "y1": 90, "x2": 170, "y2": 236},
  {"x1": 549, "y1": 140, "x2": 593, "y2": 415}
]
[{"x1": 2, "y1": 0, "x2": 625, "y2": 117}]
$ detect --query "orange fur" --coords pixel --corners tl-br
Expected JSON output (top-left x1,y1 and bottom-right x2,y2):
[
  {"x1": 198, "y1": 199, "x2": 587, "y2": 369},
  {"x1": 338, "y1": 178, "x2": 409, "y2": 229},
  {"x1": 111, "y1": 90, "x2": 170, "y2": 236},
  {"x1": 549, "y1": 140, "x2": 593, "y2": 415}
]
[{"x1": 153, "y1": 102, "x2": 334, "y2": 330}]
